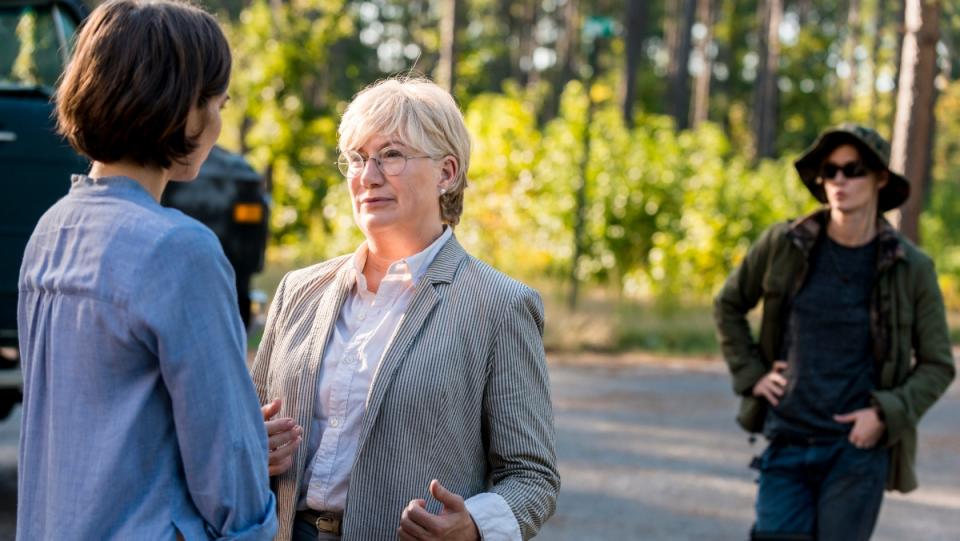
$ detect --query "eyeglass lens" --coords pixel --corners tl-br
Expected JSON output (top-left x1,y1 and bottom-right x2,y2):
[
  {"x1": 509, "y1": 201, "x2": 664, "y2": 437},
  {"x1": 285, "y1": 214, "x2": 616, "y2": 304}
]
[
  {"x1": 819, "y1": 161, "x2": 867, "y2": 180},
  {"x1": 338, "y1": 150, "x2": 410, "y2": 177}
]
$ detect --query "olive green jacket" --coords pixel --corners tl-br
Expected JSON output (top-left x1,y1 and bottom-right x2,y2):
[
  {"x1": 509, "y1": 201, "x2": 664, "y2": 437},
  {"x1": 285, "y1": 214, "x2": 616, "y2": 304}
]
[{"x1": 714, "y1": 209, "x2": 956, "y2": 492}]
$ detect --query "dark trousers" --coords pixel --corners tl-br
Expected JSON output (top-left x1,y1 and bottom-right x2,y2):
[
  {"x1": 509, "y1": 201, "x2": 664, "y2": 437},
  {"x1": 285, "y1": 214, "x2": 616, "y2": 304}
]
[{"x1": 752, "y1": 438, "x2": 889, "y2": 541}]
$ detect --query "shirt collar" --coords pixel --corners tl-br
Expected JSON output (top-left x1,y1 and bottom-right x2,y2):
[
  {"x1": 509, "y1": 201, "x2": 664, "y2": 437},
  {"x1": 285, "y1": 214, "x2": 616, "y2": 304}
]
[
  {"x1": 69, "y1": 174, "x2": 158, "y2": 205},
  {"x1": 349, "y1": 226, "x2": 453, "y2": 292}
]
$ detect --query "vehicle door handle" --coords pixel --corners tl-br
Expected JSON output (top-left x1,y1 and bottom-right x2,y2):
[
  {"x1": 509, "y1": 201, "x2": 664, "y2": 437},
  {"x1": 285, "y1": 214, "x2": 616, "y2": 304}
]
[{"x1": 0, "y1": 131, "x2": 16, "y2": 143}]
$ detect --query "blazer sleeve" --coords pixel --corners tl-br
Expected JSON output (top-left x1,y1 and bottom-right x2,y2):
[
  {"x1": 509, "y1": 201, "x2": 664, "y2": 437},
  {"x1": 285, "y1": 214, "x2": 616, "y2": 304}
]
[{"x1": 484, "y1": 286, "x2": 560, "y2": 540}]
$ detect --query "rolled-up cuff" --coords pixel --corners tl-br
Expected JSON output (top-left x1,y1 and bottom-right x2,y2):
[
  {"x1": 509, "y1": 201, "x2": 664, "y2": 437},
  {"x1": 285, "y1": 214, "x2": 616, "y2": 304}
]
[{"x1": 464, "y1": 491, "x2": 521, "y2": 541}]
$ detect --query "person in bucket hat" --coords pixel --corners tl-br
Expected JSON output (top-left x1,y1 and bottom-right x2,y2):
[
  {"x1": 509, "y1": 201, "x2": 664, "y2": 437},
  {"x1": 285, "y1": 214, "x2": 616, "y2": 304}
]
[{"x1": 714, "y1": 123, "x2": 955, "y2": 541}]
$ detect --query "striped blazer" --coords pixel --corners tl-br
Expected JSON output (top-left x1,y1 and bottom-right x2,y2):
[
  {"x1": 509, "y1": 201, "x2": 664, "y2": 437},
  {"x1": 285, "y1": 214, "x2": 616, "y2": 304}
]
[{"x1": 251, "y1": 235, "x2": 560, "y2": 540}]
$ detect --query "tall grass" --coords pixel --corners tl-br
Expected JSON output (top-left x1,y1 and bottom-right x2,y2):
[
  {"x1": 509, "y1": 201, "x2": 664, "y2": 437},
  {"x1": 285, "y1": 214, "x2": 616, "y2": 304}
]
[
  {"x1": 252, "y1": 259, "x2": 960, "y2": 356},
  {"x1": 536, "y1": 283, "x2": 725, "y2": 355}
]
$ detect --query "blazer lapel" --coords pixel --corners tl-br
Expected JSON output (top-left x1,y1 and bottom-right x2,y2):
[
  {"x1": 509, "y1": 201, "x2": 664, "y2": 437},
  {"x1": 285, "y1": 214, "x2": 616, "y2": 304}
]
[
  {"x1": 291, "y1": 263, "x2": 352, "y2": 476},
  {"x1": 354, "y1": 236, "x2": 467, "y2": 455}
]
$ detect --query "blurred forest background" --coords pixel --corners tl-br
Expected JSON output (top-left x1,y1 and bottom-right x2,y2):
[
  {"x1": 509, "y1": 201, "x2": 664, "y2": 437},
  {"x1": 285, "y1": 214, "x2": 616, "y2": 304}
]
[{"x1": 194, "y1": 0, "x2": 958, "y2": 353}]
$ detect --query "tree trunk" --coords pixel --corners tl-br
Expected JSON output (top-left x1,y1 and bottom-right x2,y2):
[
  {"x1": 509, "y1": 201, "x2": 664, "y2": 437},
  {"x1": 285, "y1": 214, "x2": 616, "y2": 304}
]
[
  {"x1": 715, "y1": 0, "x2": 751, "y2": 135},
  {"x1": 523, "y1": 1, "x2": 542, "y2": 89},
  {"x1": 795, "y1": 0, "x2": 813, "y2": 22},
  {"x1": 436, "y1": 0, "x2": 458, "y2": 92},
  {"x1": 505, "y1": 0, "x2": 538, "y2": 86},
  {"x1": 569, "y1": 42, "x2": 601, "y2": 309},
  {"x1": 890, "y1": 0, "x2": 907, "y2": 133},
  {"x1": 541, "y1": 0, "x2": 579, "y2": 124},
  {"x1": 665, "y1": 0, "x2": 696, "y2": 130},
  {"x1": 621, "y1": 0, "x2": 647, "y2": 128},
  {"x1": 869, "y1": 0, "x2": 888, "y2": 125},
  {"x1": 840, "y1": 0, "x2": 862, "y2": 108},
  {"x1": 890, "y1": 0, "x2": 940, "y2": 243},
  {"x1": 752, "y1": 0, "x2": 782, "y2": 159},
  {"x1": 690, "y1": 0, "x2": 717, "y2": 127}
]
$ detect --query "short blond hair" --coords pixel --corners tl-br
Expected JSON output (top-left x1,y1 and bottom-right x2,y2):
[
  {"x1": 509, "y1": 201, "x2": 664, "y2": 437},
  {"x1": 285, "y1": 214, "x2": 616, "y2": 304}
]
[{"x1": 338, "y1": 77, "x2": 471, "y2": 226}]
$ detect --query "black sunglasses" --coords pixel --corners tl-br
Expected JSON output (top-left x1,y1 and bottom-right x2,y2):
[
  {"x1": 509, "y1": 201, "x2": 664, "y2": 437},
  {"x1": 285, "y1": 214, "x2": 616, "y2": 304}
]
[{"x1": 819, "y1": 161, "x2": 868, "y2": 180}]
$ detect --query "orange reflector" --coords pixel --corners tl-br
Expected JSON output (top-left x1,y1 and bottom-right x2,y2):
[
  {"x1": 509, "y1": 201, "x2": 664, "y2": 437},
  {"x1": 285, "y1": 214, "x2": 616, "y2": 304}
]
[{"x1": 233, "y1": 203, "x2": 264, "y2": 223}]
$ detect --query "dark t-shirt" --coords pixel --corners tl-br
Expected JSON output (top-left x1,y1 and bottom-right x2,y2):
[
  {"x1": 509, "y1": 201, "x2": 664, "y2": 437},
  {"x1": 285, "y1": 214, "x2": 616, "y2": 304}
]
[{"x1": 764, "y1": 235, "x2": 878, "y2": 441}]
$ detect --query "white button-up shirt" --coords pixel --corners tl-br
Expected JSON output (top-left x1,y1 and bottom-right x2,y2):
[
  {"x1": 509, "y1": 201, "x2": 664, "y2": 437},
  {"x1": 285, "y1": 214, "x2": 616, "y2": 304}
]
[{"x1": 299, "y1": 227, "x2": 519, "y2": 539}]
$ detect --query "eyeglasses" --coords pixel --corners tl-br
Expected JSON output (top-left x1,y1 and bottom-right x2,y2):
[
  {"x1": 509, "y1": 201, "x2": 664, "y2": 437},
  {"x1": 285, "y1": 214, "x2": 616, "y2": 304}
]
[
  {"x1": 337, "y1": 148, "x2": 434, "y2": 178},
  {"x1": 819, "y1": 161, "x2": 868, "y2": 181}
]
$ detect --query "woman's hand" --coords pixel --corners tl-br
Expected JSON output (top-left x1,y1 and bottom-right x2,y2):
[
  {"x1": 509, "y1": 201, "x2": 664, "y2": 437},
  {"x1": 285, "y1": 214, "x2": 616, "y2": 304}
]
[
  {"x1": 834, "y1": 407, "x2": 885, "y2": 449},
  {"x1": 752, "y1": 360, "x2": 788, "y2": 406},
  {"x1": 398, "y1": 480, "x2": 480, "y2": 541},
  {"x1": 261, "y1": 398, "x2": 302, "y2": 476}
]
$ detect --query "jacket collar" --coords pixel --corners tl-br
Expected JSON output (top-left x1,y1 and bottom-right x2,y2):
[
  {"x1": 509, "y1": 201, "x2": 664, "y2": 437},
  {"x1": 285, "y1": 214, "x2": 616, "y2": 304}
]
[
  {"x1": 331, "y1": 229, "x2": 467, "y2": 286},
  {"x1": 419, "y1": 232, "x2": 468, "y2": 285},
  {"x1": 786, "y1": 208, "x2": 905, "y2": 271}
]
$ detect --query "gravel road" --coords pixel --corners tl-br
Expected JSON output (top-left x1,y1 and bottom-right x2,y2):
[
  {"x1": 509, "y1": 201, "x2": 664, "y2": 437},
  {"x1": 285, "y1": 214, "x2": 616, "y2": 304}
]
[
  {"x1": 539, "y1": 353, "x2": 960, "y2": 540},
  {"x1": 0, "y1": 354, "x2": 956, "y2": 540}
]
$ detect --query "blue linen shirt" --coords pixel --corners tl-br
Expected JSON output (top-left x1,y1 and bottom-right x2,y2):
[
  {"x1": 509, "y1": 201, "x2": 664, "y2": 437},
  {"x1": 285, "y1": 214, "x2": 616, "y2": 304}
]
[{"x1": 16, "y1": 175, "x2": 277, "y2": 540}]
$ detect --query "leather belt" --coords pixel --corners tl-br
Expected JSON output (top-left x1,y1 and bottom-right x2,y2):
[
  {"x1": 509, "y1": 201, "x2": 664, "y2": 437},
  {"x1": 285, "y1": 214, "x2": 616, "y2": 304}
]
[{"x1": 297, "y1": 509, "x2": 343, "y2": 536}]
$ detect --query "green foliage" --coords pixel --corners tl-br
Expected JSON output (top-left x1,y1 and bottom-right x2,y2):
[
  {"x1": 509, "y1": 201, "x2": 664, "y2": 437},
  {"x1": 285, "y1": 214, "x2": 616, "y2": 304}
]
[
  {"x1": 459, "y1": 88, "x2": 565, "y2": 278},
  {"x1": 778, "y1": 11, "x2": 836, "y2": 151},
  {"x1": 922, "y1": 80, "x2": 960, "y2": 311},
  {"x1": 438, "y1": 83, "x2": 814, "y2": 302},
  {"x1": 220, "y1": 0, "x2": 960, "y2": 328},
  {"x1": 222, "y1": 0, "x2": 356, "y2": 259},
  {"x1": 260, "y1": 76, "x2": 820, "y2": 304}
]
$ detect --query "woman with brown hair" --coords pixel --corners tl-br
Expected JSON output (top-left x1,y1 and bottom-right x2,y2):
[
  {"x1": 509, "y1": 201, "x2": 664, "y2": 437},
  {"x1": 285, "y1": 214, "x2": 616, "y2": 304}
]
[{"x1": 17, "y1": 1, "x2": 276, "y2": 538}]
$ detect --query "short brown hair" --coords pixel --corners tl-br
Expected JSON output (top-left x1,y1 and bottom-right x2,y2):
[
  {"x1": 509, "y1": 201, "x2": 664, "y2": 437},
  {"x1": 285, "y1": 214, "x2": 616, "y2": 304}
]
[{"x1": 56, "y1": 0, "x2": 231, "y2": 169}]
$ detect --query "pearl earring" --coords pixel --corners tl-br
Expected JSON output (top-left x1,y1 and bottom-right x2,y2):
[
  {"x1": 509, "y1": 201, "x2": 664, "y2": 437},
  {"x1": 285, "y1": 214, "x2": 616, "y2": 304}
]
[{"x1": 439, "y1": 188, "x2": 447, "y2": 195}]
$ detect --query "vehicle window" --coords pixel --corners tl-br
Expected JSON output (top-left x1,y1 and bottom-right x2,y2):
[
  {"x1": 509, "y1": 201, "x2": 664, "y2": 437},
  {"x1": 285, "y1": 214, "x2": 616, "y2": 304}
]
[
  {"x1": 0, "y1": 5, "x2": 63, "y2": 90},
  {"x1": 54, "y1": 5, "x2": 76, "y2": 58}
]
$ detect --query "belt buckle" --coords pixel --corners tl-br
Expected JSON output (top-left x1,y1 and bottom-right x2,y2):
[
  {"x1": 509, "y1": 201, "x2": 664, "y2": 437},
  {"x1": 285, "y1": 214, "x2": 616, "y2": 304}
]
[{"x1": 314, "y1": 511, "x2": 342, "y2": 535}]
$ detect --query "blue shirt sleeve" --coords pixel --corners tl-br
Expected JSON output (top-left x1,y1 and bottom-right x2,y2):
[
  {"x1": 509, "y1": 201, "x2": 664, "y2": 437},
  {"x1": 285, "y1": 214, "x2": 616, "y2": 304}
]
[{"x1": 130, "y1": 223, "x2": 277, "y2": 540}]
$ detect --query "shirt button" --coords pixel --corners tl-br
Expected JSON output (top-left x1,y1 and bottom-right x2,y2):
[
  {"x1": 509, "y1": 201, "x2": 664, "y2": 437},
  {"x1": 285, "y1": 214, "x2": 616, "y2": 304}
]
[
  {"x1": 357, "y1": 313, "x2": 366, "y2": 321},
  {"x1": 329, "y1": 418, "x2": 340, "y2": 428}
]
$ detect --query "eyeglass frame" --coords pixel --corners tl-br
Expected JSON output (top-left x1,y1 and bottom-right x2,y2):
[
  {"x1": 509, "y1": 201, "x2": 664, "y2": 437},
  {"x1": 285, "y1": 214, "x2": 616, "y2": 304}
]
[{"x1": 337, "y1": 147, "x2": 437, "y2": 178}]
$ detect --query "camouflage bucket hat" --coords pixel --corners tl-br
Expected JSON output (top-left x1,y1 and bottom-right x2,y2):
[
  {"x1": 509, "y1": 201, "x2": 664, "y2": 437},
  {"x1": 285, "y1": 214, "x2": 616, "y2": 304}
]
[{"x1": 794, "y1": 123, "x2": 910, "y2": 212}]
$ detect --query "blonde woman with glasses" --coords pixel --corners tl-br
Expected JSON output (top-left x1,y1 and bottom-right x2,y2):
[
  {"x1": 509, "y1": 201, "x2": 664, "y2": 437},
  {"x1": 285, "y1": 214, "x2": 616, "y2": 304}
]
[{"x1": 252, "y1": 77, "x2": 560, "y2": 541}]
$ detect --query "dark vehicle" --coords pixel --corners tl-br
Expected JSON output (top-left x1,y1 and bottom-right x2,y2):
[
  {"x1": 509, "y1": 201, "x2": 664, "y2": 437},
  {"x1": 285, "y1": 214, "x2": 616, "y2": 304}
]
[
  {"x1": 0, "y1": 0, "x2": 269, "y2": 418},
  {"x1": 163, "y1": 147, "x2": 269, "y2": 327}
]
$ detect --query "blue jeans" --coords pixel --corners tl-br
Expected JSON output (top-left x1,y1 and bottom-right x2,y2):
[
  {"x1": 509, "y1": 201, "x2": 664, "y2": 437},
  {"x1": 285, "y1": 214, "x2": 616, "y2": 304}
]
[{"x1": 752, "y1": 438, "x2": 889, "y2": 541}]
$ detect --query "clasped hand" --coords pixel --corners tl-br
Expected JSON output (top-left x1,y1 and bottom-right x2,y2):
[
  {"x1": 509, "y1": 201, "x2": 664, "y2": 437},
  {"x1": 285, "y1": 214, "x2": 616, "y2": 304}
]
[{"x1": 261, "y1": 398, "x2": 302, "y2": 476}]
